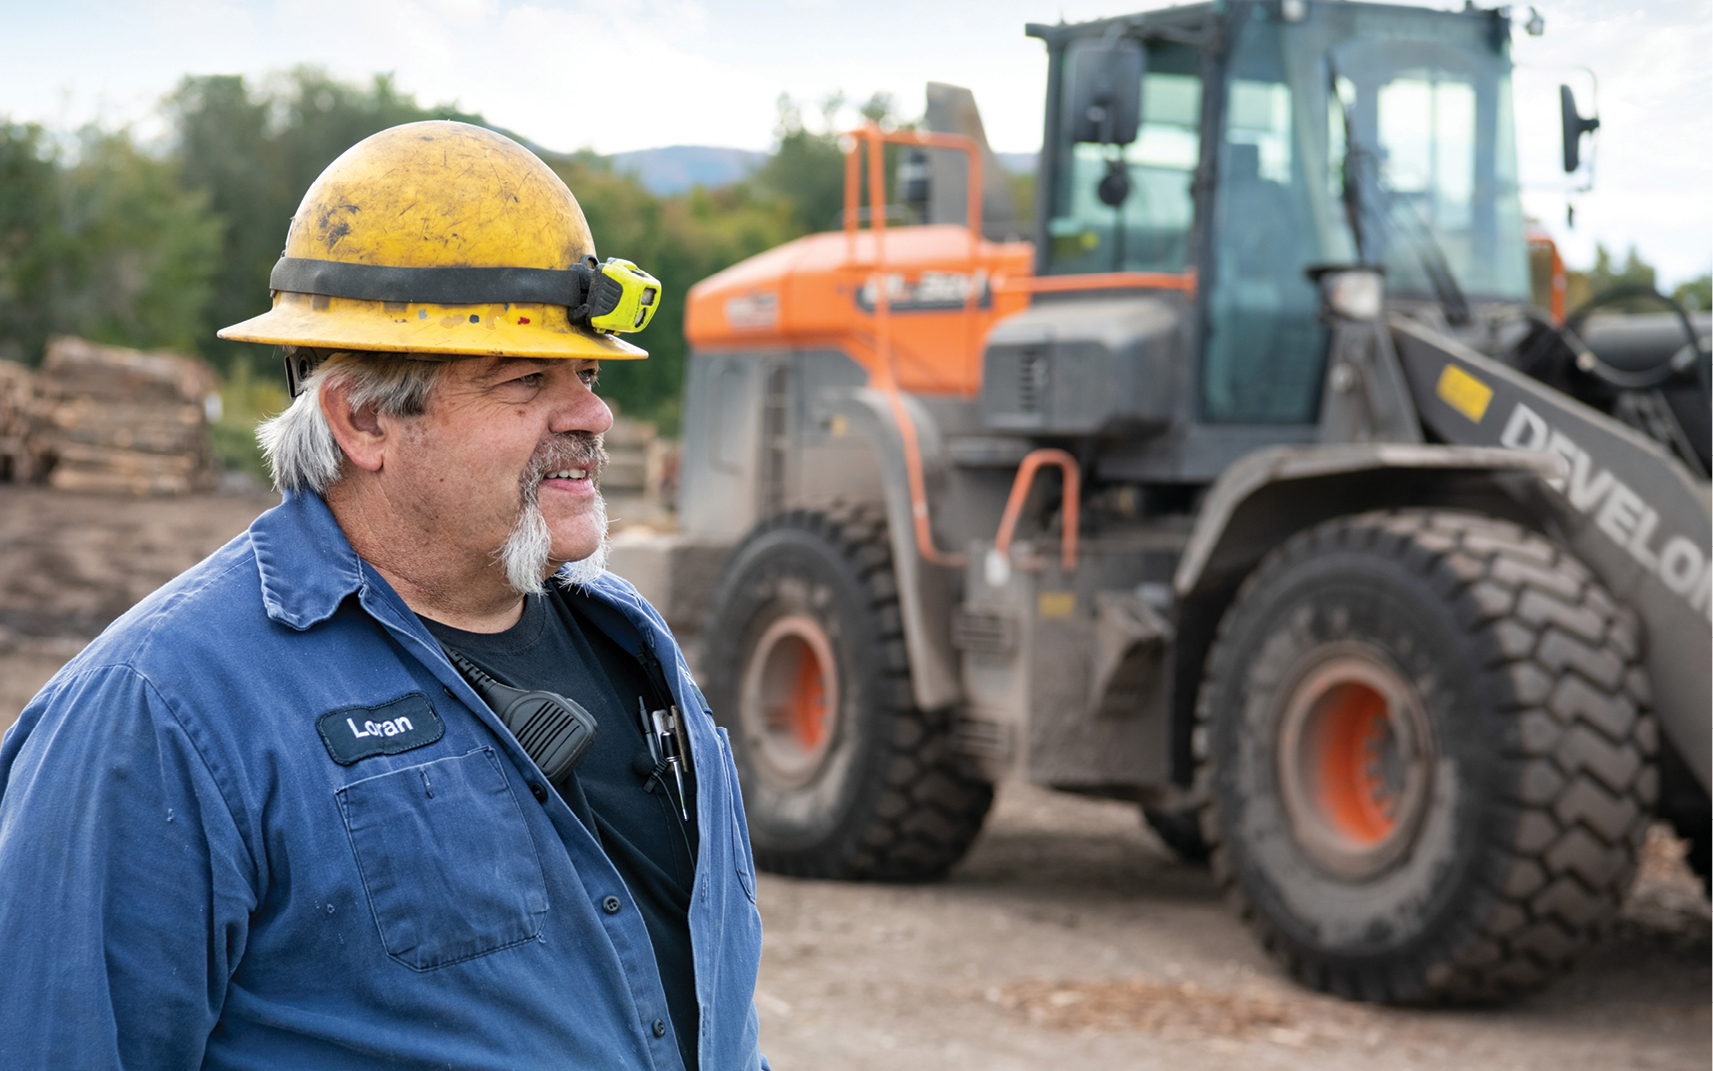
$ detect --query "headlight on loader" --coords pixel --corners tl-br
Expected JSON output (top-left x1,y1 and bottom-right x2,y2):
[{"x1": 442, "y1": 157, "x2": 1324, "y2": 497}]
[{"x1": 1311, "y1": 267, "x2": 1385, "y2": 321}]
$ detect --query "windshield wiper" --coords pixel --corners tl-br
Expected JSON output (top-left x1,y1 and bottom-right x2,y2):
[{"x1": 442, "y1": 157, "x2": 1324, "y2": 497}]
[
  {"x1": 1329, "y1": 65, "x2": 1471, "y2": 326},
  {"x1": 1388, "y1": 186, "x2": 1472, "y2": 327}
]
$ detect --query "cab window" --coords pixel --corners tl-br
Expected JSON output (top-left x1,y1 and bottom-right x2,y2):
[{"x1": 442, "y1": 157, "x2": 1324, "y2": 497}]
[{"x1": 1045, "y1": 41, "x2": 1203, "y2": 276}]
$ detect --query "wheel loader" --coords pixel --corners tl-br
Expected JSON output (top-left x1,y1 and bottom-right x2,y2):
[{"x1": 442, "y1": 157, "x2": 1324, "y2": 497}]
[{"x1": 611, "y1": 0, "x2": 1712, "y2": 1003}]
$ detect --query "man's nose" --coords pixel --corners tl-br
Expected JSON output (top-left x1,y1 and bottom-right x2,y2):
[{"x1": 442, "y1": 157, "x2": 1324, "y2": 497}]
[{"x1": 550, "y1": 370, "x2": 613, "y2": 436}]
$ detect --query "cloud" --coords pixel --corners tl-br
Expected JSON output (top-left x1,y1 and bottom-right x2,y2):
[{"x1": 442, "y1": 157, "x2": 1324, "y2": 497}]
[
  {"x1": 449, "y1": 2, "x2": 776, "y2": 152},
  {"x1": 5, "y1": 0, "x2": 1705, "y2": 283}
]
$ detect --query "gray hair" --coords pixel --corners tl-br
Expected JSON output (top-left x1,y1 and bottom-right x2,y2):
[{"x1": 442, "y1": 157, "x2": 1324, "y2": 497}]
[{"x1": 257, "y1": 351, "x2": 445, "y2": 494}]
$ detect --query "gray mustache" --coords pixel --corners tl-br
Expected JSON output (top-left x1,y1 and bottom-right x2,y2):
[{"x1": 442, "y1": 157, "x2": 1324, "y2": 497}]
[{"x1": 523, "y1": 432, "x2": 608, "y2": 487}]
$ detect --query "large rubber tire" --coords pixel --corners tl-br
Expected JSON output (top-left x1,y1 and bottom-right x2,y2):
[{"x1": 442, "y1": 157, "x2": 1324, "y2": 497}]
[
  {"x1": 1685, "y1": 827, "x2": 1711, "y2": 894},
  {"x1": 1142, "y1": 806, "x2": 1211, "y2": 864},
  {"x1": 1196, "y1": 510, "x2": 1656, "y2": 1003},
  {"x1": 1670, "y1": 814, "x2": 1711, "y2": 894},
  {"x1": 1689, "y1": 831, "x2": 1711, "y2": 893},
  {"x1": 704, "y1": 509, "x2": 993, "y2": 881}
]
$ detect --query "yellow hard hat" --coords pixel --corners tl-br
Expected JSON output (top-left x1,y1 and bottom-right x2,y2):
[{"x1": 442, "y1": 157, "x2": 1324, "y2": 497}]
[{"x1": 218, "y1": 120, "x2": 655, "y2": 362}]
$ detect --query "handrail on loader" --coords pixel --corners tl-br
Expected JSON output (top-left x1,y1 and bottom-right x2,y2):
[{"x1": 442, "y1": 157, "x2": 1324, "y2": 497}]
[
  {"x1": 842, "y1": 124, "x2": 985, "y2": 568},
  {"x1": 994, "y1": 448, "x2": 1081, "y2": 574}
]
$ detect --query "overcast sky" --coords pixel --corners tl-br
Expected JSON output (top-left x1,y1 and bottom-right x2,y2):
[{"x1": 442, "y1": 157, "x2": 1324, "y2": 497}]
[{"x1": 3, "y1": 0, "x2": 1708, "y2": 287}]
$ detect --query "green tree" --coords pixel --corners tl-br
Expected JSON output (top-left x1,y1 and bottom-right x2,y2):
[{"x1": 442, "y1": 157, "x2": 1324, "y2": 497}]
[
  {"x1": 1009, "y1": 169, "x2": 1036, "y2": 223},
  {"x1": 754, "y1": 91, "x2": 901, "y2": 235},
  {"x1": 274, "y1": 70, "x2": 481, "y2": 201},
  {"x1": 55, "y1": 129, "x2": 221, "y2": 353},
  {"x1": 1671, "y1": 273, "x2": 1711, "y2": 313},
  {"x1": 0, "y1": 120, "x2": 219, "y2": 365},
  {"x1": 0, "y1": 122, "x2": 63, "y2": 364},
  {"x1": 1565, "y1": 243, "x2": 1663, "y2": 313},
  {"x1": 1591, "y1": 243, "x2": 1656, "y2": 293},
  {"x1": 165, "y1": 75, "x2": 281, "y2": 373},
  {"x1": 754, "y1": 94, "x2": 849, "y2": 234}
]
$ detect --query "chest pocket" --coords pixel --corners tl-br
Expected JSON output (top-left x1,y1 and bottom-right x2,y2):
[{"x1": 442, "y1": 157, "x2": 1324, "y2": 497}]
[{"x1": 337, "y1": 747, "x2": 548, "y2": 971}]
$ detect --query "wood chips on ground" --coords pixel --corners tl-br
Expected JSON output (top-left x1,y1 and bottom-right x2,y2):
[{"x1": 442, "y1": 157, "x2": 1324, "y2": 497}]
[{"x1": 988, "y1": 977, "x2": 1379, "y2": 1048}]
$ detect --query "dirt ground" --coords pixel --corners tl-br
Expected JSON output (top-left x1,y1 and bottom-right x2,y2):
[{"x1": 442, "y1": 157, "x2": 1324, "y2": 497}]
[
  {"x1": 1, "y1": 485, "x2": 1707, "y2": 1070},
  {"x1": 0, "y1": 485, "x2": 285, "y2": 724},
  {"x1": 753, "y1": 786, "x2": 1708, "y2": 1071}
]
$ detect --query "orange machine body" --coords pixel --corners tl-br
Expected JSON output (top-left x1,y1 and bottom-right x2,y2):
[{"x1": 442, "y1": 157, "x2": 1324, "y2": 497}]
[
  {"x1": 687, "y1": 125, "x2": 1196, "y2": 398},
  {"x1": 1524, "y1": 222, "x2": 1568, "y2": 325},
  {"x1": 685, "y1": 223, "x2": 1034, "y2": 397}
]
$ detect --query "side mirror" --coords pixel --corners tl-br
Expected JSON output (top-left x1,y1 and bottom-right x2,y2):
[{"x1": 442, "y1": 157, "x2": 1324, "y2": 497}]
[
  {"x1": 1560, "y1": 84, "x2": 1600, "y2": 173},
  {"x1": 1069, "y1": 39, "x2": 1145, "y2": 146}
]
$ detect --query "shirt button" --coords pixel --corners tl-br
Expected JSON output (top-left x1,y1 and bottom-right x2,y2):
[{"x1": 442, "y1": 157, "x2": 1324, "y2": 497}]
[
  {"x1": 652, "y1": 1018, "x2": 667, "y2": 1038},
  {"x1": 602, "y1": 895, "x2": 622, "y2": 915},
  {"x1": 528, "y1": 782, "x2": 548, "y2": 803}
]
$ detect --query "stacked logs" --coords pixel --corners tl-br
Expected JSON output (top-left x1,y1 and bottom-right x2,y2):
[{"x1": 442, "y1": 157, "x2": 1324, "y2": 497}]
[
  {"x1": 32, "y1": 336, "x2": 219, "y2": 495},
  {"x1": 0, "y1": 360, "x2": 36, "y2": 482},
  {"x1": 602, "y1": 413, "x2": 677, "y2": 503},
  {"x1": 602, "y1": 415, "x2": 654, "y2": 493}
]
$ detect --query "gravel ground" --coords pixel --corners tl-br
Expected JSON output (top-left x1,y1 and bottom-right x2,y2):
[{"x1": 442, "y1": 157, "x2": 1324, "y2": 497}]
[
  {"x1": 751, "y1": 782, "x2": 1708, "y2": 1070},
  {"x1": 2, "y1": 485, "x2": 1707, "y2": 1069}
]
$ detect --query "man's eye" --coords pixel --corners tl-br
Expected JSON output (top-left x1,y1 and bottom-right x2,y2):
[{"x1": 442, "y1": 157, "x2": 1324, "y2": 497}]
[
  {"x1": 511, "y1": 372, "x2": 545, "y2": 388},
  {"x1": 579, "y1": 368, "x2": 600, "y2": 388}
]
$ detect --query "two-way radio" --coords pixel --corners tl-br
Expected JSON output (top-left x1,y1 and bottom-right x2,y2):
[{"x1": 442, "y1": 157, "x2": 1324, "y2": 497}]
[{"x1": 441, "y1": 646, "x2": 598, "y2": 784}]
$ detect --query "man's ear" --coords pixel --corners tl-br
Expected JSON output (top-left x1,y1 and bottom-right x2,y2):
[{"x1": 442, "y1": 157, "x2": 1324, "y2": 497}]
[{"x1": 319, "y1": 378, "x2": 389, "y2": 474}]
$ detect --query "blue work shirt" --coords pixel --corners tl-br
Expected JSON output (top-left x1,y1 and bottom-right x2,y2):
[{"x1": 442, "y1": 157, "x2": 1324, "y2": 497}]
[{"x1": 0, "y1": 490, "x2": 768, "y2": 1070}]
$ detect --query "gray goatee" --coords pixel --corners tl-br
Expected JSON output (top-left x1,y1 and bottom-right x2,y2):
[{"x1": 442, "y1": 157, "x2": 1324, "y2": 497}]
[{"x1": 496, "y1": 432, "x2": 610, "y2": 595}]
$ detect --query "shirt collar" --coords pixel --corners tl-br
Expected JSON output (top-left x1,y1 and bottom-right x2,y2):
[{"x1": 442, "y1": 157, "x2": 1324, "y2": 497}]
[
  {"x1": 251, "y1": 490, "x2": 650, "y2": 641},
  {"x1": 250, "y1": 489, "x2": 370, "y2": 631}
]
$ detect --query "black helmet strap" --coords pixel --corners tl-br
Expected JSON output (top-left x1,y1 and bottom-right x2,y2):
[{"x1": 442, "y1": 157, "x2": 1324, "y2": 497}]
[{"x1": 269, "y1": 256, "x2": 613, "y2": 320}]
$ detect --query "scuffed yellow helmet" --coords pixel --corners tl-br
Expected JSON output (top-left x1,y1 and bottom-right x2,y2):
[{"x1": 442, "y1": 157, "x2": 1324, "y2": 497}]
[{"x1": 219, "y1": 120, "x2": 657, "y2": 366}]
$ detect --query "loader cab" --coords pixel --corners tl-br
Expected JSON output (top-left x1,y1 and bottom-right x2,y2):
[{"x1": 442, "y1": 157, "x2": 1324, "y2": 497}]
[{"x1": 1029, "y1": 0, "x2": 1531, "y2": 453}]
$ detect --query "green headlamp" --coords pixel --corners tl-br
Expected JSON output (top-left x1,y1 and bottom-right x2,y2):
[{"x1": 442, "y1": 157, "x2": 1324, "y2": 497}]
[{"x1": 577, "y1": 257, "x2": 662, "y2": 335}]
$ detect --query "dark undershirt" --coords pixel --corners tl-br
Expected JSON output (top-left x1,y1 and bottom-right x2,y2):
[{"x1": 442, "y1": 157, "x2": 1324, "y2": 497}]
[{"x1": 422, "y1": 587, "x2": 699, "y2": 1071}]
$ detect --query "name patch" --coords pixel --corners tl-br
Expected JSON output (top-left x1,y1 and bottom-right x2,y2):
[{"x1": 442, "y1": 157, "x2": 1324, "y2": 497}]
[{"x1": 317, "y1": 693, "x2": 445, "y2": 766}]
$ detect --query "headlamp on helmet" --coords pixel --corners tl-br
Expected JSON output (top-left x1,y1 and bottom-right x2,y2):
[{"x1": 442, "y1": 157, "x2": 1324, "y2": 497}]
[{"x1": 575, "y1": 257, "x2": 661, "y2": 335}]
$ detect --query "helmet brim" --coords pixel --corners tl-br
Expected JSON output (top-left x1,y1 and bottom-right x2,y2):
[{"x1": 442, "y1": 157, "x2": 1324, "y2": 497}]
[{"x1": 218, "y1": 291, "x2": 647, "y2": 360}]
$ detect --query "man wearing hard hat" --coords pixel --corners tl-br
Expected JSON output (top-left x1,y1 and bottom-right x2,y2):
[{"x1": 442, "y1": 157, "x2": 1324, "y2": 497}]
[{"x1": 0, "y1": 122, "x2": 767, "y2": 1071}]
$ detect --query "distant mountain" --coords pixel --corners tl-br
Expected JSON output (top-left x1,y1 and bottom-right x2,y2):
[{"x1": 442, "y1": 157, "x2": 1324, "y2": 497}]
[
  {"x1": 608, "y1": 146, "x2": 768, "y2": 195},
  {"x1": 604, "y1": 145, "x2": 1036, "y2": 196}
]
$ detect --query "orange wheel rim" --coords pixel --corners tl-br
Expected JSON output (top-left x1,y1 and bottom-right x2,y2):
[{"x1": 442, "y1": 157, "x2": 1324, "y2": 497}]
[
  {"x1": 739, "y1": 614, "x2": 840, "y2": 789},
  {"x1": 1276, "y1": 644, "x2": 1435, "y2": 878},
  {"x1": 1311, "y1": 682, "x2": 1396, "y2": 846},
  {"x1": 781, "y1": 637, "x2": 829, "y2": 751}
]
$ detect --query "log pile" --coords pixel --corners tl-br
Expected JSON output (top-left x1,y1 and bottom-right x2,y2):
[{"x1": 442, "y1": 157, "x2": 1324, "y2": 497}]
[
  {"x1": 32, "y1": 336, "x2": 219, "y2": 496},
  {"x1": 0, "y1": 360, "x2": 36, "y2": 482},
  {"x1": 603, "y1": 415, "x2": 655, "y2": 493},
  {"x1": 603, "y1": 414, "x2": 676, "y2": 503}
]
